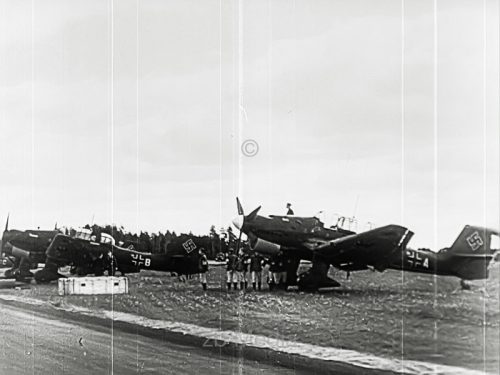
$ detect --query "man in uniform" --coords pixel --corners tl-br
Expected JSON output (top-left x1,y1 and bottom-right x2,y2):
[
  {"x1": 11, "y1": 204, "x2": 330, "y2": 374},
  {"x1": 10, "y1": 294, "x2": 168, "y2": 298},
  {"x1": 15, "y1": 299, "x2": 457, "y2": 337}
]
[
  {"x1": 286, "y1": 203, "x2": 294, "y2": 215},
  {"x1": 235, "y1": 250, "x2": 246, "y2": 290},
  {"x1": 249, "y1": 252, "x2": 264, "y2": 291},
  {"x1": 198, "y1": 248, "x2": 209, "y2": 291},
  {"x1": 268, "y1": 252, "x2": 287, "y2": 290},
  {"x1": 242, "y1": 249, "x2": 251, "y2": 290},
  {"x1": 226, "y1": 249, "x2": 238, "y2": 290},
  {"x1": 268, "y1": 255, "x2": 278, "y2": 291}
]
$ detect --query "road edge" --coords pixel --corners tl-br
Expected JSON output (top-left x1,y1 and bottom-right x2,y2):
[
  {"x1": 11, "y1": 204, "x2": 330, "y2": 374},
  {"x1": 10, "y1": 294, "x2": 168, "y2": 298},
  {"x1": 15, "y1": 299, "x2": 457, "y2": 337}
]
[{"x1": 0, "y1": 296, "x2": 399, "y2": 375}]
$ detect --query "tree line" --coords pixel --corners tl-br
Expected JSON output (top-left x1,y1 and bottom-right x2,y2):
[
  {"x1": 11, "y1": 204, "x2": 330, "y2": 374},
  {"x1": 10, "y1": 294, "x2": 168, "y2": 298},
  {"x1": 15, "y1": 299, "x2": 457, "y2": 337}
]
[{"x1": 77, "y1": 223, "x2": 241, "y2": 259}]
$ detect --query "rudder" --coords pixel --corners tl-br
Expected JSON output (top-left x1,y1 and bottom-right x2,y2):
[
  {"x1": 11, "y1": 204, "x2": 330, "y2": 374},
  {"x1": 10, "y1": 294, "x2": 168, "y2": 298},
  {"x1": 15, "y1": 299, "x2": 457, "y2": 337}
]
[
  {"x1": 447, "y1": 225, "x2": 499, "y2": 280},
  {"x1": 448, "y1": 225, "x2": 492, "y2": 255}
]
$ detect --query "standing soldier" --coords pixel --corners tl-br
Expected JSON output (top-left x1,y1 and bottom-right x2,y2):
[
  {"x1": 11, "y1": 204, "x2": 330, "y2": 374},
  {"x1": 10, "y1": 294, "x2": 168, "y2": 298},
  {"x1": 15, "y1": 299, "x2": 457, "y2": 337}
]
[
  {"x1": 243, "y1": 250, "x2": 251, "y2": 290},
  {"x1": 268, "y1": 255, "x2": 278, "y2": 291},
  {"x1": 286, "y1": 203, "x2": 294, "y2": 215},
  {"x1": 226, "y1": 249, "x2": 238, "y2": 290},
  {"x1": 198, "y1": 248, "x2": 209, "y2": 291},
  {"x1": 250, "y1": 253, "x2": 264, "y2": 291},
  {"x1": 235, "y1": 250, "x2": 246, "y2": 290},
  {"x1": 271, "y1": 252, "x2": 286, "y2": 290}
]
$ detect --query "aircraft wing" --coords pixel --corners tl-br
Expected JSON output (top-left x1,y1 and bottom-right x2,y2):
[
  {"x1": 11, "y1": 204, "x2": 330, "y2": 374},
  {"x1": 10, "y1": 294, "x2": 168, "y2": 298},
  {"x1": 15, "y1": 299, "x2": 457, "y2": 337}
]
[{"x1": 314, "y1": 225, "x2": 413, "y2": 271}]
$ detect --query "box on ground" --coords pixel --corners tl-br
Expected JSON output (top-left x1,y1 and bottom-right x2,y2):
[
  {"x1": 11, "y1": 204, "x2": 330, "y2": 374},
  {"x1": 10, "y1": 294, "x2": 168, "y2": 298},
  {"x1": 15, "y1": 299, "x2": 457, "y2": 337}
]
[{"x1": 58, "y1": 276, "x2": 129, "y2": 296}]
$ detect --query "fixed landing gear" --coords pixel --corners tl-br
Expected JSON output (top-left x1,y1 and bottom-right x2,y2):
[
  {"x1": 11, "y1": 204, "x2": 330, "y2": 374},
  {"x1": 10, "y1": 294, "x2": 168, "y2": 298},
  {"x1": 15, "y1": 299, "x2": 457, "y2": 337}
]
[
  {"x1": 460, "y1": 279, "x2": 471, "y2": 290},
  {"x1": 34, "y1": 262, "x2": 64, "y2": 284},
  {"x1": 5, "y1": 258, "x2": 34, "y2": 282},
  {"x1": 297, "y1": 257, "x2": 340, "y2": 291}
]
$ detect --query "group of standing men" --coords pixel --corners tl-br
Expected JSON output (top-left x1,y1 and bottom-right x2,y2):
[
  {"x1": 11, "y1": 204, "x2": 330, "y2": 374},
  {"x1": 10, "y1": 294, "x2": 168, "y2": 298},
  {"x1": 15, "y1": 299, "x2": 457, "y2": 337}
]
[
  {"x1": 226, "y1": 249, "x2": 264, "y2": 291},
  {"x1": 225, "y1": 248, "x2": 290, "y2": 291},
  {"x1": 198, "y1": 203, "x2": 296, "y2": 292}
]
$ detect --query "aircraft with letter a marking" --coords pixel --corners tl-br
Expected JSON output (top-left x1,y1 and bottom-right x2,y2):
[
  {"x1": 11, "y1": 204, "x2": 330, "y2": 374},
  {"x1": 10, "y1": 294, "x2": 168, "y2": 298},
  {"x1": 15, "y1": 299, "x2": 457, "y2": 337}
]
[
  {"x1": 232, "y1": 198, "x2": 499, "y2": 291},
  {"x1": 232, "y1": 198, "x2": 414, "y2": 291},
  {"x1": 34, "y1": 228, "x2": 207, "y2": 283},
  {"x1": 388, "y1": 225, "x2": 499, "y2": 288}
]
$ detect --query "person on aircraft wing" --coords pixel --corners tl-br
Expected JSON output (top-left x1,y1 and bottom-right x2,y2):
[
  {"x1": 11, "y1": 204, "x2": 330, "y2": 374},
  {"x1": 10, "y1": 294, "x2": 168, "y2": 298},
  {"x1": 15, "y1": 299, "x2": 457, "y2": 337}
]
[
  {"x1": 235, "y1": 250, "x2": 246, "y2": 290},
  {"x1": 250, "y1": 253, "x2": 264, "y2": 291},
  {"x1": 198, "y1": 248, "x2": 209, "y2": 291},
  {"x1": 286, "y1": 203, "x2": 294, "y2": 216},
  {"x1": 226, "y1": 249, "x2": 238, "y2": 290}
]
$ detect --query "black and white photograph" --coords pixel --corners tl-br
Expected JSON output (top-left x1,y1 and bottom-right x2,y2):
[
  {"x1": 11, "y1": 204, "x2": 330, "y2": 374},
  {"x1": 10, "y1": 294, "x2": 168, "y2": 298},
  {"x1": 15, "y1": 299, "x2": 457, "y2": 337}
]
[{"x1": 0, "y1": 0, "x2": 499, "y2": 374}]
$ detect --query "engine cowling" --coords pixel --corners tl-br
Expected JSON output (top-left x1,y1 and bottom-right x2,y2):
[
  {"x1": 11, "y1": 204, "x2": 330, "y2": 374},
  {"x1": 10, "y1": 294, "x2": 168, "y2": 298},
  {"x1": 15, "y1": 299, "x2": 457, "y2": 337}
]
[
  {"x1": 249, "y1": 237, "x2": 281, "y2": 257},
  {"x1": 4, "y1": 242, "x2": 31, "y2": 260},
  {"x1": 11, "y1": 246, "x2": 31, "y2": 260}
]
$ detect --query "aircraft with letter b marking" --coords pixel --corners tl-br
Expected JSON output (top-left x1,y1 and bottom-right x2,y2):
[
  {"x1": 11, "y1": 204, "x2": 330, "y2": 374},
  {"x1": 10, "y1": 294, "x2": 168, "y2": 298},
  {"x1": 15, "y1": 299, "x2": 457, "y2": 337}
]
[{"x1": 34, "y1": 229, "x2": 207, "y2": 283}]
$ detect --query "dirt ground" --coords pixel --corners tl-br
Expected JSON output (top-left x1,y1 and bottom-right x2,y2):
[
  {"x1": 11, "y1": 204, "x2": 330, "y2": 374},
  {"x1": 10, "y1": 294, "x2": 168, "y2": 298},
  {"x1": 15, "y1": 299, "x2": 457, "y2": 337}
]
[{"x1": 3, "y1": 263, "x2": 499, "y2": 373}]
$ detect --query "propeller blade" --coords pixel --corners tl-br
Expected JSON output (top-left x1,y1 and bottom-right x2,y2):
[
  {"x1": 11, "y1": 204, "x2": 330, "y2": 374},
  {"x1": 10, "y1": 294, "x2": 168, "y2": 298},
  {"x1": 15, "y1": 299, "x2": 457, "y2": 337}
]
[
  {"x1": 235, "y1": 230, "x2": 243, "y2": 254},
  {"x1": 5, "y1": 213, "x2": 9, "y2": 232},
  {"x1": 236, "y1": 197, "x2": 244, "y2": 216},
  {"x1": 247, "y1": 206, "x2": 261, "y2": 222}
]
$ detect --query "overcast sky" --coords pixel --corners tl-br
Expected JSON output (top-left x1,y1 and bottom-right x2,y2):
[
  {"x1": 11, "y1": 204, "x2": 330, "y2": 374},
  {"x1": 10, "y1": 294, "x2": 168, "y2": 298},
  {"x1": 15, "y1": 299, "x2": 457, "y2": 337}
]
[{"x1": 0, "y1": 0, "x2": 498, "y2": 249}]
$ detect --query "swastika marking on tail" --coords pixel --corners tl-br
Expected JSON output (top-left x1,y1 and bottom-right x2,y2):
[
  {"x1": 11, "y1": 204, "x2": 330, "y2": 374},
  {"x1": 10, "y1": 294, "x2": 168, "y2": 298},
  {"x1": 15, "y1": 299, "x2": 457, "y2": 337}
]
[
  {"x1": 182, "y1": 239, "x2": 197, "y2": 253},
  {"x1": 466, "y1": 231, "x2": 483, "y2": 251}
]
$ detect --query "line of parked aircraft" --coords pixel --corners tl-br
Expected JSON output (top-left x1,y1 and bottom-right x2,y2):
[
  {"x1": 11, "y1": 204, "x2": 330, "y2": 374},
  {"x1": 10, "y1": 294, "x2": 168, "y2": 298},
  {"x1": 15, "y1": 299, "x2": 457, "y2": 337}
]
[
  {"x1": 0, "y1": 217, "x2": 205, "y2": 283},
  {"x1": 1, "y1": 197, "x2": 499, "y2": 292}
]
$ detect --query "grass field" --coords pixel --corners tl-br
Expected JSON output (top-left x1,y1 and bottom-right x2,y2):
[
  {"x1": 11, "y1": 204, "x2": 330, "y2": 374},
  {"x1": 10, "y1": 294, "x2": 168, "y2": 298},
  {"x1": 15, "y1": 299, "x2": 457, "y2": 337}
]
[{"x1": 3, "y1": 263, "x2": 499, "y2": 373}]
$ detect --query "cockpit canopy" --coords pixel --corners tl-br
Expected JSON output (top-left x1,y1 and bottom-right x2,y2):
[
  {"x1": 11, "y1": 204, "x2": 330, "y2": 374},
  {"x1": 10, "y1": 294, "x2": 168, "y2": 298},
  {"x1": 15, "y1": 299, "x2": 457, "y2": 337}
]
[
  {"x1": 100, "y1": 233, "x2": 115, "y2": 246},
  {"x1": 74, "y1": 228, "x2": 92, "y2": 241},
  {"x1": 315, "y1": 211, "x2": 375, "y2": 233},
  {"x1": 73, "y1": 228, "x2": 116, "y2": 246}
]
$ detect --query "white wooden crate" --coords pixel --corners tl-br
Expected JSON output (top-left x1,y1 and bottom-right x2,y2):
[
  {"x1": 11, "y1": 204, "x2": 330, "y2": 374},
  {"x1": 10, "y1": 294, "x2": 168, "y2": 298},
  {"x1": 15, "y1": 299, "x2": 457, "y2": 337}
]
[{"x1": 58, "y1": 276, "x2": 128, "y2": 296}]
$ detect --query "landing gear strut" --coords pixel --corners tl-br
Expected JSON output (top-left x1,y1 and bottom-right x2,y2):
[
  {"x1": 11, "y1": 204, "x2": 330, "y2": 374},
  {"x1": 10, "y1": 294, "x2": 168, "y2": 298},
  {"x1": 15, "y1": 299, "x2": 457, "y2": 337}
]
[
  {"x1": 34, "y1": 262, "x2": 65, "y2": 284},
  {"x1": 460, "y1": 279, "x2": 471, "y2": 290},
  {"x1": 297, "y1": 256, "x2": 340, "y2": 291}
]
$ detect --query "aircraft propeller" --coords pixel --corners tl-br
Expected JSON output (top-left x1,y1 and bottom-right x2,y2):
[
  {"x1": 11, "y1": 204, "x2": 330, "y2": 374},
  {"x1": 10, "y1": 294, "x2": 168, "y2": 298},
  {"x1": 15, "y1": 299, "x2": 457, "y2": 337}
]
[
  {"x1": 233, "y1": 197, "x2": 261, "y2": 254},
  {"x1": 234, "y1": 198, "x2": 244, "y2": 254},
  {"x1": 237, "y1": 197, "x2": 244, "y2": 216},
  {"x1": 5, "y1": 213, "x2": 9, "y2": 232}
]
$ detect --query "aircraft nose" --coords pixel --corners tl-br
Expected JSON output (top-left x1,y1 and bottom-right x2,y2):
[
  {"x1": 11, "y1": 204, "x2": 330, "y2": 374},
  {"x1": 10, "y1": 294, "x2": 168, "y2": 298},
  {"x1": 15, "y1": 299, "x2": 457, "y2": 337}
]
[
  {"x1": 2, "y1": 241, "x2": 12, "y2": 255},
  {"x1": 232, "y1": 215, "x2": 244, "y2": 230}
]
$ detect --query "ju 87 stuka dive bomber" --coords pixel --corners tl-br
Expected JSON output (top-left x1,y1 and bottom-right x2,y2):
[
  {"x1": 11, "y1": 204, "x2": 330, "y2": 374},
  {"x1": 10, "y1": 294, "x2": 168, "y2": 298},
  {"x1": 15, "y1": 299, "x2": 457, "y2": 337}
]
[
  {"x1": 0, "y1": 215, "x2": 59, "y2": 280},
  {"x1": 34, "y1": 229, "x2": 206, "y2": 283},
  {"x1": 389, "y1": 225, "x2": 499, "y2": 287},
  {"x1": 232, "y1": 198, "x2": 499, "y2": 290},
  {"x1": 1, "y1": 216, "x2": 206, "y2": 283},
  {"x1": 232, "y1": 198, "x2": 414, "y2": 290}
]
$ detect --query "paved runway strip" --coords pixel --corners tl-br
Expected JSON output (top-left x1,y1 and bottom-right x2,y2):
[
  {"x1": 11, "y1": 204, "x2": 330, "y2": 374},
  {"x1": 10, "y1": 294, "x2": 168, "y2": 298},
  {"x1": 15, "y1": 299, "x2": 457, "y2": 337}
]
[
  {"x1": 0, "y1": 294, "x2": 491, "y2": 375},
  {"x1": 0, "y1": 299, "x2": 298, "y2": 374}
]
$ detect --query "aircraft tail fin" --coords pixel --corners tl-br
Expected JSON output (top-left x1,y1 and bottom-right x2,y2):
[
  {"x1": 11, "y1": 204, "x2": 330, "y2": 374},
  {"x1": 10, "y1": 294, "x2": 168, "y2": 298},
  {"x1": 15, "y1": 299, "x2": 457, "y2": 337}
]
[
  {"x1": 448, "y1": 225, "x2": 493, "y2": 256},
  {"x1": 446, "y1": 225, "x2": 499, "y2": 280}
]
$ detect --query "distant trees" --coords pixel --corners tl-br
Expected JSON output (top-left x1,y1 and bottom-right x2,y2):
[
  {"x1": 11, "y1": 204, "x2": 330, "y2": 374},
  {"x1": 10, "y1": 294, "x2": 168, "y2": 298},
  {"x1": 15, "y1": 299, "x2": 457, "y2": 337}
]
[{"x1": 77, "y1": 223, "x2": 238, "y2": 259}]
